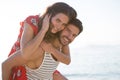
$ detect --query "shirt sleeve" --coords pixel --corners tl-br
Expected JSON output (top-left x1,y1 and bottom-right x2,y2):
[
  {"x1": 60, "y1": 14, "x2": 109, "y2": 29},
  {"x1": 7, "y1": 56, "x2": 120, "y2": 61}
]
[{"x1": 24, "y1": 15, "x2": 39, "y2": 35}]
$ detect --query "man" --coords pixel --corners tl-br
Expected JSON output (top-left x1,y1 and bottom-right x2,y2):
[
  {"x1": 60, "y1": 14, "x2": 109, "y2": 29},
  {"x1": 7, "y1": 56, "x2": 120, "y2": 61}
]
[{"x1": 40, "y1": 18, "x2": 83, "y2": 80}]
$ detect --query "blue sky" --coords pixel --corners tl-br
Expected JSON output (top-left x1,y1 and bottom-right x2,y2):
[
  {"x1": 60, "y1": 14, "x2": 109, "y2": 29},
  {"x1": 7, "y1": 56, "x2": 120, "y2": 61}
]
[{"x1": 0, "y1": 0, "x2": 120, "y2": 77}]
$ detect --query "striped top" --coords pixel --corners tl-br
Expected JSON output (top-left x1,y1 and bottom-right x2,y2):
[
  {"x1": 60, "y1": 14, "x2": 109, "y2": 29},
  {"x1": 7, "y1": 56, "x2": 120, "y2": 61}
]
[{"x1": 25, "y1": 52, "x2": 59, "y2": 80}]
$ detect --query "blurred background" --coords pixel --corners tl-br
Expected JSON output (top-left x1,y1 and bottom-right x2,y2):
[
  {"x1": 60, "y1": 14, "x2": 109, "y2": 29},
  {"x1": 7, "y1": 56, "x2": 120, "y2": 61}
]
[{"x1": 0, "y1": 0, "x2": 120, "y2": 80}]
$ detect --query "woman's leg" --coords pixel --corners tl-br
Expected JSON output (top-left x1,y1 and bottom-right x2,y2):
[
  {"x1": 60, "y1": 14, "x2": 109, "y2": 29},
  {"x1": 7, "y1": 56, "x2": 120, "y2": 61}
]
[{"x1": 53, "y1": 70, "x2": 68, "y2": 80}]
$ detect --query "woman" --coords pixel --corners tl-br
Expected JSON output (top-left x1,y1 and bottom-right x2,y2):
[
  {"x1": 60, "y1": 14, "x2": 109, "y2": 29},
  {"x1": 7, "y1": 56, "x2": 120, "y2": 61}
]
[{"x1": 2, "y1": 2, "x2": 77, "y2": 80}]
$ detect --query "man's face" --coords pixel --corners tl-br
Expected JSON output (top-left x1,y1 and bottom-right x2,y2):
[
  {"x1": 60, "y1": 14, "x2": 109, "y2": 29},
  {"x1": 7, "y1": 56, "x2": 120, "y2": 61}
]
[
  {"x1": 59, "y1": 24, "x2": 80, "y2": 46},
  {"x1": 50, "y1": 13, "x2": 69, "y2": 33}
]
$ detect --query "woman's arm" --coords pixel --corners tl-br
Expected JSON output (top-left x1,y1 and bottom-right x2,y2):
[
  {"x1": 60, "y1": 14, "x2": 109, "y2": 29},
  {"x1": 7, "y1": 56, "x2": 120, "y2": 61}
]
[
  {"x1": 2, "y1": 23, "x2": 46, "y2": 80},
  {"x1": 2, "y1": 21, "x2": 36, "y2": 80},
  {"x1": 2, "y1": 50, "x2": 28, "y2": 80},
  {"x1": 52, "y1": 45, "x2": 71, "y2": 65},
  {"x1": 21, "y1": 15, "x2": 50, "y2": 60},
  {"x1": 2, "y1": 15, "x2": 50, "y2": 80},
  {"x1": 41, "y1": 41, "x2": 71, "y2": 65},
  {"x1": 53, "y1": 70, "x2": 68, "y2": 80},
  {"x1": 20, "y1": 22, "x2": 47, "y2": 60}
]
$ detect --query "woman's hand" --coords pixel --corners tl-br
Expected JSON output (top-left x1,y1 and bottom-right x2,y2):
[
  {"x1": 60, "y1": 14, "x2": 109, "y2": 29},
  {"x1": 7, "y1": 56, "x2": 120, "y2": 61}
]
[
  {"x1": 41, "y1": 14, "x2": 51, "y2": 32},
  {"x1": 40, "y1": 41, "x2": 54, "y2": 53}
]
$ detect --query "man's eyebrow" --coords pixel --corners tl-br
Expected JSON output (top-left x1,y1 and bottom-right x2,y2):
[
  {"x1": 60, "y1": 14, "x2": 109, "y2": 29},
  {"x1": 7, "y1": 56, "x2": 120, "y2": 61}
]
[{"x1": 66, "y1": 27, "x2": 71, "y2": 32}]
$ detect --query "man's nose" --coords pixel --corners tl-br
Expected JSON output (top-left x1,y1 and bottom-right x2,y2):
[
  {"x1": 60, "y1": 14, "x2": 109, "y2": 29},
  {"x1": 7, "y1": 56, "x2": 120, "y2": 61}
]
[{"x1": 68, "y1": 34, "x2": 73, "y2": 41}]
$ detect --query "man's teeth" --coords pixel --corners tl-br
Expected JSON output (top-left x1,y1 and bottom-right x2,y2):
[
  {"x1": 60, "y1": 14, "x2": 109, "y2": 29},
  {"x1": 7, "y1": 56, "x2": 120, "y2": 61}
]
[{"x1": 64, "y1": 37, "x2": 69, "y2": 42}]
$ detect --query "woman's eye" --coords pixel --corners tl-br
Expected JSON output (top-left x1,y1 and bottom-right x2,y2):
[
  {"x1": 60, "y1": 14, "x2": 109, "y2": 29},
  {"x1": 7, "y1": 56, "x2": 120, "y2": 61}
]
[
  {"x1": 56, "y1": 19, "x2": 61, "y2": 22},
  {"x1": 62, "y1": 24, "x2": 67, "y2": 27}
]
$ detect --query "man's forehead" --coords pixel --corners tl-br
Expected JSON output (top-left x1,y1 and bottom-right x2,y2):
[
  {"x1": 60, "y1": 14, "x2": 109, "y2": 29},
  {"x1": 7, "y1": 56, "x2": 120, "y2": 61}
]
[{"x1": 66, "y1": 24, "x2": 79, "y2": 35}]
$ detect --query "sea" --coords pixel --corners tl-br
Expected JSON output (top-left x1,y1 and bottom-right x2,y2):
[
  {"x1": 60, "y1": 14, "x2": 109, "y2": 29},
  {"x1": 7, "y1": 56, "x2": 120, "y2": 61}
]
[
  {"x1": 1, "y1": 44, "x2": 120, "y2": 80},
  {"x1": 57, "y1": 44, "x2": 120, "y2": 80}
]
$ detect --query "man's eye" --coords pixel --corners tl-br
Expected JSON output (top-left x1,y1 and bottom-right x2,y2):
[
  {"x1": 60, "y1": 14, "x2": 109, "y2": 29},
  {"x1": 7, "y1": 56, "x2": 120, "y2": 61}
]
[
  {"x1": 66, "y1": 28, "x2": 71, "y2": 33},
  {"x1": 73, "y1": 34, "x2": 77, "y2": 37}
]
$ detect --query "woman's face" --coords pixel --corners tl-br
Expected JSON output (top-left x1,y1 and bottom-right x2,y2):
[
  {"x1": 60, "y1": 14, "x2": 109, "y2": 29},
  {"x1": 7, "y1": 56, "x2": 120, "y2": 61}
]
[{"x1": 50, "y1": 13, "x2": 69, "y2": 33}]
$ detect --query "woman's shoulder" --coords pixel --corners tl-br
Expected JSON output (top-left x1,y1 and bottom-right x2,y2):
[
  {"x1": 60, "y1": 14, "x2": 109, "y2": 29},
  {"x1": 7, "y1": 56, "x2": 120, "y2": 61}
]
[
  {"x1": 24, "y1": 15, "x2": 39, "y2": 26},
  {"x1": 23, "y1": 15, "x2": 39, "y2": 35}
]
